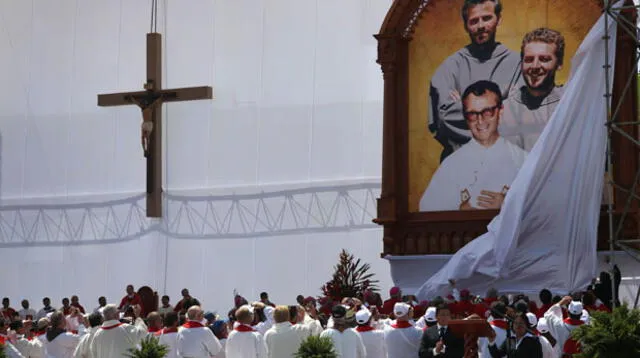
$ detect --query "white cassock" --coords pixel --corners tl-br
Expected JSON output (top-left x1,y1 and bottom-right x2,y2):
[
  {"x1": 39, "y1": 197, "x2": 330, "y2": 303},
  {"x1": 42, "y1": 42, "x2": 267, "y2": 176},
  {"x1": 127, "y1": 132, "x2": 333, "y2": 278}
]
[
  {"x1": 382, "y1": 322, "x2": 422, "y2": 358},
  {"x1": 539, "y1": 335, "x2": 557, "y2": 358},
  {"x1": 263, "y1": 322, "x2": 307, "y2": 358},
  {"x1": 13, "y1": 336, "x2": 44, "y2": 358},
  {"x1": 3, "y1": 341, "x2": 26, "y2": 358},
  {"x1": 89, "y1": 320, "x2": 146, "y2": 358},
  {"x1": 355, "y1": 326, "x2": 386, "y2": 358},
  {"x1": 225, "y1": 324, "x2": 266, "y2": 358},
  {"x1": 176, "y1": 321, "x2": 222, "y2": 358},
  {"x1": 214, "y1": 338, "x2": 226, "y2": 358},
  {"x1": 73, "y1": 326, "x2": 99, "y2": 358},
  {"x1": 155, "y1": 327, "x2": 179, "y2": 358},
  {"x1": 44, "y1": 331, "x2": 82, "y2": 358},
  {"x1": 320, "y1": 328, "x2": 366, "y2": 358},
  {"x1": 303, "y1": 314, "x2": 324, "y2": 336},
  {"x1": 544, "y1": 305, "x2": 584, "y2": 358},
  {"x1": 18, "y1": 309, "x2": 36, "y2": 320},
  {"x1": 478, "y1": 319, "x2": 508, "y2": 358},
  {"x1": 420, "y1": 137, "x2": 527, "y2": 211}
]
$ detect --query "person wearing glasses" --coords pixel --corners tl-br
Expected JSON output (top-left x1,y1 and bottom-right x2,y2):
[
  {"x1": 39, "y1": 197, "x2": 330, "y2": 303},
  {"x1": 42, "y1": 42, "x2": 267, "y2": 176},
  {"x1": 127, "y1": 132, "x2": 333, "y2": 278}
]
[
  {"x1": 499, "y1": 28, "x2": 566, "y2": 152},
  {"x1": 419, "y1": 80, "x2": 527, "y2": 212},
  {"x1": 428, "y1": 0, "x2": 521, "y2": 162}
]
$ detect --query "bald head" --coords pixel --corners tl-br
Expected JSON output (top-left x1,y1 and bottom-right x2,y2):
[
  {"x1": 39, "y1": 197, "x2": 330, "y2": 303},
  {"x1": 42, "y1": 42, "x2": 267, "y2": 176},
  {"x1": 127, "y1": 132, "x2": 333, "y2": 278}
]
[{"x1": 186, "y1": 305, "x2": 203, "y2": 321}]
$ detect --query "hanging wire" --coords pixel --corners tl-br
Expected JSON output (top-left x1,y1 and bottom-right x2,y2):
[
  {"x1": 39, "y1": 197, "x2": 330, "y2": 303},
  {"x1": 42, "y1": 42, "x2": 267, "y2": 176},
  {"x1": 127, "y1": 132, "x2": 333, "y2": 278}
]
[{"x1": 150, "y1": 0, "x2": 158, "y2": 33}]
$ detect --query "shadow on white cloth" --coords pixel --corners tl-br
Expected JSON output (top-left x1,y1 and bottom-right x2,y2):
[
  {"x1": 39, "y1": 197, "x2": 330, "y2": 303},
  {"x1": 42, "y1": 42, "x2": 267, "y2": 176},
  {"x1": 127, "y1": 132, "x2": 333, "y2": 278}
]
[{"x1": 416, "y1": 6, "x2": 621, "y2": 299}]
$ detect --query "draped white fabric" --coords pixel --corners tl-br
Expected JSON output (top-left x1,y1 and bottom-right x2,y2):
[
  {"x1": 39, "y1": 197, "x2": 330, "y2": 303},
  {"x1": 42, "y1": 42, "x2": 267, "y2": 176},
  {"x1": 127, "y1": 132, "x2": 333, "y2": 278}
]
[
  {"x1": 0, "y1": 0, "x2": 393, "y2": 314},
  {"x1": 416, "y1": 8, "x2": 619, "y2": 299}
]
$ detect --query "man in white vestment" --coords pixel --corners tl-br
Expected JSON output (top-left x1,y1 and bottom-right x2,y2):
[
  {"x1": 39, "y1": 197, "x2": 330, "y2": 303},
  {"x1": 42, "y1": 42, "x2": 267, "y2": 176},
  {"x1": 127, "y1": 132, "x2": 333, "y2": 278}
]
[
  {"x1": 478, "y1": 301, "x2": 509, "y2": 357},
  {"x1": 44, "y1": 311, "x2": 82, "y2": 358},
  {"x1": 35, "y1": 298, "x2": 55, "y2": 321},
  {"x1": 18, "y1": 301, "x2": 36, "y2": 321},
  {"x1": 535, "y1": 318, "x2": 557, "y2": 358},
  {"x1": 302, "y1": 303, "x2": 324, "y2": 336},
  {"x1": 73, "y1": 312, "x2": 103, "y2": 358},
  {"x1": 420, "y1": 80, "x2": 527, "y2": 211},
  {"x1": 93, "y1": 297, "x2": 107, "y2": 315},
  {"x1": 354, "y1": 308, "x2": 386, "y2": 358},
  {"x1": 9, "y1": 320, "x2": 44, "y2": 358},
  {"x1": 500, "y1": 28, "x2": 566, "y2": 152},
  {"x1": 177, "y1": 306, "x2": 222, "y2": 358},
  {"x1": 225, "y1": 306, "x2": 266, "y2": 358},
  {"x1": 320, "y1": 306, "x2": 366, "y2": 358},
  {"x1": 428, "y1": 0, "x2": 521, "y2": 161},
  {"x1": 544, "y1": 297, "x2": 585, "y2": 358},
  {"x1": 383, "y1": 303, "x2": 422, "y2": 358},
  {"x1": 156, "y1": 312, "x2": 179, "y2": 358},
  {"x1": 89, "y1": 304, "x2": 146, "y2": 358},
  {"x1": 158, "y1": 296, "x2": 173, "y2": 316},
  {"x1": 263, "y1": 306, "x2": 306, "y2": 358},
  {"x1": 415, "y1": 306, "x2": 438, "y2": 330}
]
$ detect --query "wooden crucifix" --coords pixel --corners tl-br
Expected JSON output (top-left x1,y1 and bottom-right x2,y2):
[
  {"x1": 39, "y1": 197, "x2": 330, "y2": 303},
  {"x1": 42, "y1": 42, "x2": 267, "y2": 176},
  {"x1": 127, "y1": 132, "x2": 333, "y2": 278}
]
[{"x1": 98, "y1": 33, "x2": 213, "y2": 218}]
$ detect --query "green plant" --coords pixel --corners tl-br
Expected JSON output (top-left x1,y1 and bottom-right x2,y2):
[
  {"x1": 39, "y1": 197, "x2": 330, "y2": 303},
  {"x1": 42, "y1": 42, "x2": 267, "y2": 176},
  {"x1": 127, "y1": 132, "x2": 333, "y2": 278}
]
[
  {"x1": 0, "y1": 343, "x2": 8, "y2": 358},
  {"x1": 125, "y1": 336, "x2": 169, "y2": 358},
  {"x1": 295, "y1": 335, "x2": 338, "y2": 358},
  {"x1": 571, "y1": 304, "x2": 640, "y2": 357},
  {"x1": 321, "y1": 249, "x2": 379, "y2": 302}
]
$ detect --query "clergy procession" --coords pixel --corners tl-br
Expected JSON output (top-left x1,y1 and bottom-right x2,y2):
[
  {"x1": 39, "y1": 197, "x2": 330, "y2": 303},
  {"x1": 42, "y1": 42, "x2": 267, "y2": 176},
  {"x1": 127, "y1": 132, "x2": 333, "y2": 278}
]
[{"x1": 0, "y1": 272, "x2": 620, "y2": 357}]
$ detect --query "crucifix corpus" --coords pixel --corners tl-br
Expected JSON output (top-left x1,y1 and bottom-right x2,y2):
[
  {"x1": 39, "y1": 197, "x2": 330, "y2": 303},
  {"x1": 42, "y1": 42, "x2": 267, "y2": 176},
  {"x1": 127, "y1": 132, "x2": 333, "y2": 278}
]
[{"x1": 97, "y1": 32, "x2": 213, "y2": 218}]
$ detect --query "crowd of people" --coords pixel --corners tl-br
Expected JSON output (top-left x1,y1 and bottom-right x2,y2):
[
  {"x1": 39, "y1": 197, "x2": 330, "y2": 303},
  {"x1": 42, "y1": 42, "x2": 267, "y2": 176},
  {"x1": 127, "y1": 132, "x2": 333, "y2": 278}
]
[{"x1": 0, "y1": 267, "x2": 620, "y2": 358}]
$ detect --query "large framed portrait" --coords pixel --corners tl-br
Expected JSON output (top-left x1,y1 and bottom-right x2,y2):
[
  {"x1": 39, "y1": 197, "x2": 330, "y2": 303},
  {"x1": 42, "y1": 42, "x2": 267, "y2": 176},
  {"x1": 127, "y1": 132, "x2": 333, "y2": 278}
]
[{"x1": 375, "y1": 0, "x2": 638, "y2": 255}]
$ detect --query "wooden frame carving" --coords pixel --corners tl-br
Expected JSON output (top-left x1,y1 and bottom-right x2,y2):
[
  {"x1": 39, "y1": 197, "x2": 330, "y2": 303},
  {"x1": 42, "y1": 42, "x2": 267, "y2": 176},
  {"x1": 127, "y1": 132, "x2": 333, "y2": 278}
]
[{"x1": 374, "y1": 0, "x2": 639, "y2": 256}]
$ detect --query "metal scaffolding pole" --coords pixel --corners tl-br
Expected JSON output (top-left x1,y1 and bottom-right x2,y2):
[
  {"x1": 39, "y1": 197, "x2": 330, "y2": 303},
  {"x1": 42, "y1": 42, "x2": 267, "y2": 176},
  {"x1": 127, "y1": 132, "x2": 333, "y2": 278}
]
[{"x1": 603, "y1": 0, "x2": 640, "y2": 309}]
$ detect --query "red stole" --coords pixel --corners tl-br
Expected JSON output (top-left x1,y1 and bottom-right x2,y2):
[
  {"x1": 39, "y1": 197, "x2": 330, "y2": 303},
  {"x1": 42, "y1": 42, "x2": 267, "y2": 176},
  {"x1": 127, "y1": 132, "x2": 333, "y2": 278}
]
[
  {"x1": 235, "y1": 324, "x2": 255, "y2": 332},
  {"x1": 356, "y1": 326, "x2": 375, "y2": 332},
  {"x1": 490, "y1": 320, "x2": 508, "y2": 330},
  {"x1": 155, "y1": 327, "x2": 179, "y2": 336},
  {"x1": 563, "y1": 318, "x2": 584, "y2": 326},
  {"x1": 391, "y1": 321, "x2": 412, "y2": 329},
  {"x1": 183, "y1": 321, "x2": 205, "y2": 329},
  {"x1": 0, "y1": 335, "x2": 5, "y2": 345},
  {"x1": 101, "y1": 323, "x2": 123, "y2": 330},
  {"x1": 148, "y1": 327, "x2": 161, "y2": 334}
]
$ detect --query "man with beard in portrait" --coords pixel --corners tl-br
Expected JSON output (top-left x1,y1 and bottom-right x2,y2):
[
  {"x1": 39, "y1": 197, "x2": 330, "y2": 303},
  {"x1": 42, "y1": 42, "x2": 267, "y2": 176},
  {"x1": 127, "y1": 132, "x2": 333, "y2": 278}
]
[
  {"x1": 428, "y1": 0, "x2": 521, "y2": 162},
  {"x1": 499, "y1": 28, "x2": 566, "y2": 152}
]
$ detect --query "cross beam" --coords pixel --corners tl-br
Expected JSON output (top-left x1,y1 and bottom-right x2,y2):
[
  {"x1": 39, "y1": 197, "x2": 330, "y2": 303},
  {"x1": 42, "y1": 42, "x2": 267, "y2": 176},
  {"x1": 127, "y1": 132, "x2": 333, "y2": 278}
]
[{"x1": 97, "y1": 33, "x2": 213, "y2": 218}]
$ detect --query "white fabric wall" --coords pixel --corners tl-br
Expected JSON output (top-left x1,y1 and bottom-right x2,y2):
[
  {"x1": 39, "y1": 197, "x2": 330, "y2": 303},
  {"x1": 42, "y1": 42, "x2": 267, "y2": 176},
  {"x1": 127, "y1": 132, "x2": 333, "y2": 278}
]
[{"x1": 0, "y1": 0, "x2": 394, "y2": 314}]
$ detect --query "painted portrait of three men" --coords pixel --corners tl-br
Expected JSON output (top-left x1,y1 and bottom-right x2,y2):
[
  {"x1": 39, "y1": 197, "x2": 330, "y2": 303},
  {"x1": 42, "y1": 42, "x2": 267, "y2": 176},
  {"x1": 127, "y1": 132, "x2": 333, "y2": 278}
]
[{"x1": 409, "y1": 0, "x2": 604, "y2": 212}]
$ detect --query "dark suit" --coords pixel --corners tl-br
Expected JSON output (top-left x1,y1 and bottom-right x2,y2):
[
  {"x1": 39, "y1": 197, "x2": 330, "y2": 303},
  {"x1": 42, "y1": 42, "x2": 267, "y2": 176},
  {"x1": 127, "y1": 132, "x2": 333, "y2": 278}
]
[
  {"x1": 488, "y1": 336, "x2": 543, "y2": 358},
  {"x1": 419, "y1": 325, "x2": 465, "y2": 358}
]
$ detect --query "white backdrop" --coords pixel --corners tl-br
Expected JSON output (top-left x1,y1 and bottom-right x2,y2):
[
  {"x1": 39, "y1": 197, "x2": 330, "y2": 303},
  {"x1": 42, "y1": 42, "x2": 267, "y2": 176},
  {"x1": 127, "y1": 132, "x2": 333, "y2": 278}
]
[{"x1": 0, "y1": 0, "x2": 394, "y2": 314}]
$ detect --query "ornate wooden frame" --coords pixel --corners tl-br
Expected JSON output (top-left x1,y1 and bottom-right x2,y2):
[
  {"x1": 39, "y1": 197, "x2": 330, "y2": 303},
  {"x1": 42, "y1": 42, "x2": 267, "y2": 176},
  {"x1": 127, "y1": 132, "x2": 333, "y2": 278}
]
[{"x1": 374, "y1": 0, "x2": 639, "y2": 256}]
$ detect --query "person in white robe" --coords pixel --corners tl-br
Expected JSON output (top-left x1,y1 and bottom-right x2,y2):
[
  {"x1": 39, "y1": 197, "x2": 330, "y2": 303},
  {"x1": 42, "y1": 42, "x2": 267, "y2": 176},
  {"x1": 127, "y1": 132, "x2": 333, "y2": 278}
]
[
  {"x1": 428, "y1": 0, "x2": 521, "y2": 161},
  {"x1": 383, "y1": 303, "x2": 421, "y2": 358},
  {"x1": 3, "y1": 341, "x2": 26, "y2": 358},
  {"x1": 250, "y1": 303, "x2": 273, "y2": 336},
  {"x1": 301, "y1": 304, "x2": 324, "y2": 336},
  {"x1": 156, "y1": 312, "x2": 179, "y2": 358},
  {"x1": 478, "y1": 301, "x2": 509, "y2": 357},
  {"x1": 225, "y1": 305, "x2": 266, "y2": 358},
  {"x1": 177, "y1": 306, "x2": 222, "y2": 358},
  {"x1": 263, "y1": 306, "x2": 307, "y2": 358},
  {"x1": 535, "y1": 318, "x2": 558, "y2": 358},
  {"x1": 210, "y1": 320, "x2": 228, "y2": 358},
  {"x1": 18, "y1": 301, "x2": 36, "y2": 321},
  {"x1": 92, "y1": 297, "x2": 107, "y2": 315},
  {"x1": 35, "y1": 298, "x2": 55, "y2": 321},
  {"x1": 158, "y1": 295, "x2": 173, "y2": 316},
  {"x1": 320, "y1": 306, "x2": 365, "y2": 358},
  {"x1": 500, "y1": 28, "x2": 566, "y2": 152},
  {"x1": 353, "y1": 308, "x2": 386, "y2": 358},
  {"x1": 9, "y1": 320, "x2": 44, "y2": 358},
  {"x1": 73, "y1": 312, "x2": 103, "y2": 358},
  {"x1": 544, "y1": 297, "x2": 585, "y2": 358},
  {"x1": 44, "y1": 311, "x2": 82, "y2": 358},
  {"x1": 420, "y1": 80, "x2": 527, "y2": 211},
  {"x1": 33, "y1": 318, "x2": 49, "y2": 349},
  {"x1": 89, "y1": 304, "x2": 146, "y2": 358},
  {"x1": 415, "y1": 306, "x2": 438, "y2": 330}
]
